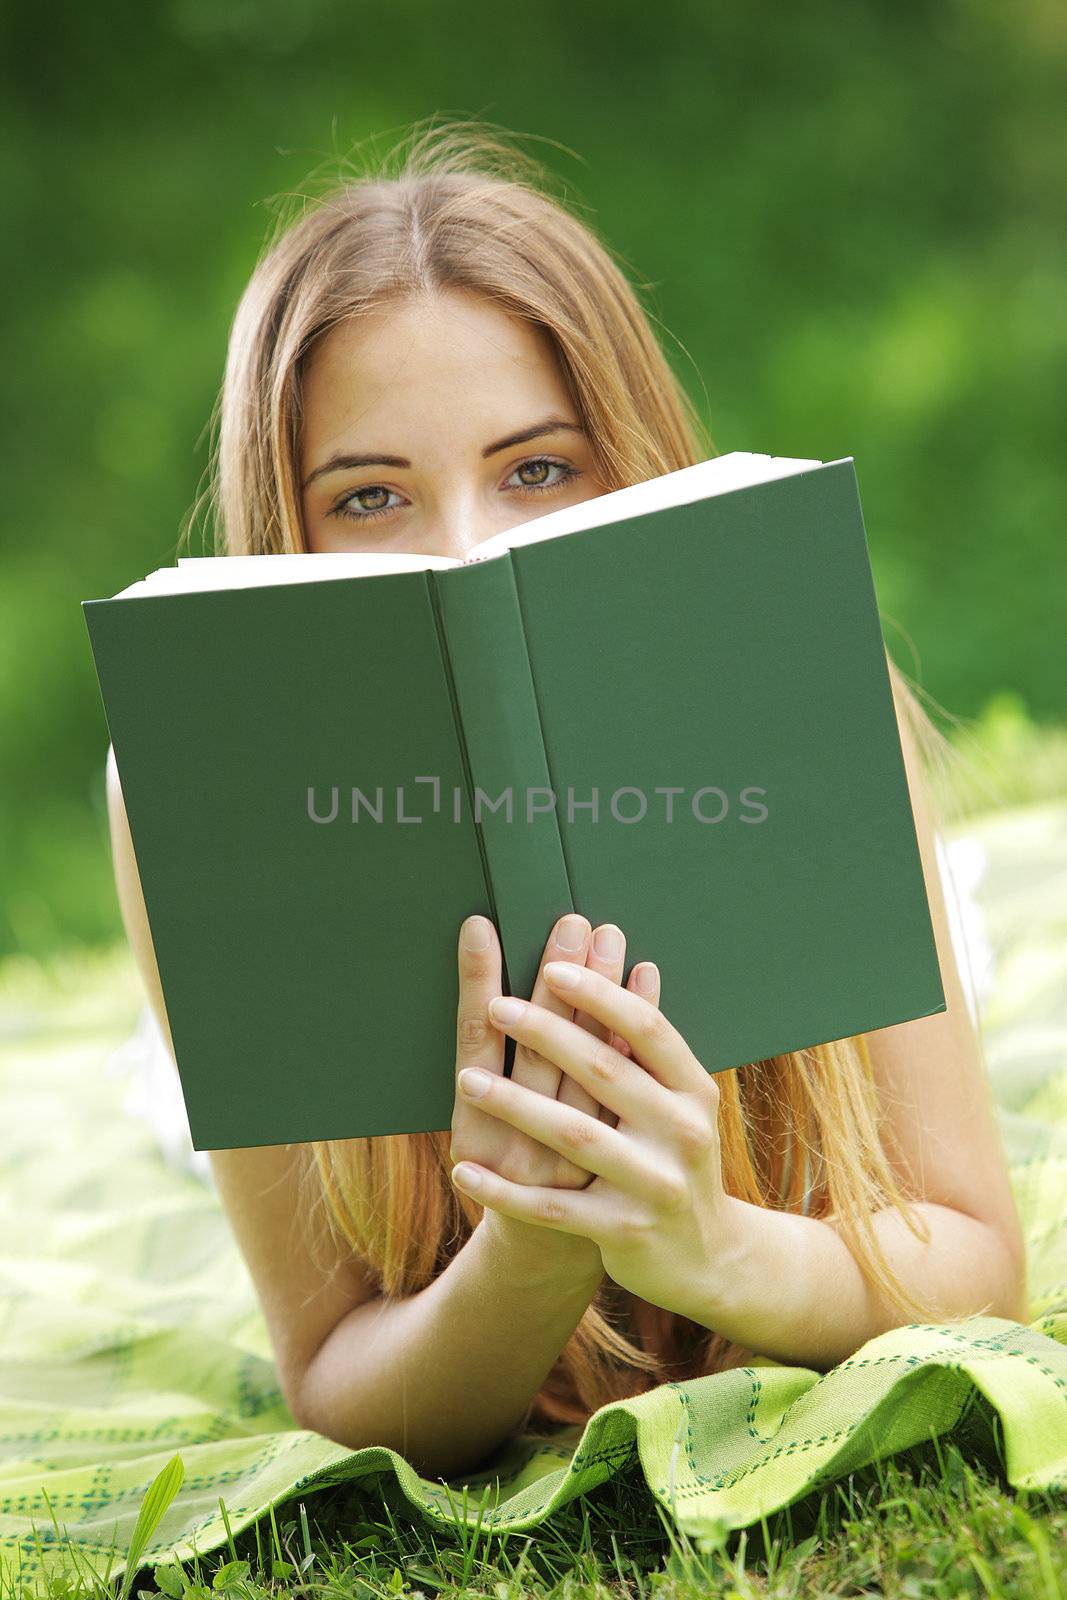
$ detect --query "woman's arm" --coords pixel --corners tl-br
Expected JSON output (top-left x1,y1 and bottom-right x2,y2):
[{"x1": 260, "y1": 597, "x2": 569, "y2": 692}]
[
  {"x1": 703, "y1": 1195, "x2": 1026, "y2": 1371},
  {"x1": 297, "y1": 1215, "x2": 603, "y2": 1479}
]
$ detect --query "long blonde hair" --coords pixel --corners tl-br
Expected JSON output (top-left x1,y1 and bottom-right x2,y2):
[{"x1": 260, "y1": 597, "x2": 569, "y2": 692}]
[{"x1": 204, "y1": 119, "x2": 980, "y2": 1431}]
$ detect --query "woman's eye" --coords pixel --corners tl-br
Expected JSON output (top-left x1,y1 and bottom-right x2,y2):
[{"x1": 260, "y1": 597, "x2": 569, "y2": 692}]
[
  {"x1": 507, "y1": 457, "x2": 581, "y2": 494},
  {"x1": 328, "y1": 459, "x2": 580, "y2": 524},
  {"x1": 332, "y1": 485, "x2": 405, "y2": 523}
]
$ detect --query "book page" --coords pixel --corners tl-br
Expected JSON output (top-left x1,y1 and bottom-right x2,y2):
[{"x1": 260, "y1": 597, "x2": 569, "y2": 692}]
[
  {"x1": 463, "y1": 451, "x2": 828, "y2": 565},
  {"x1": 112, "y1": 550, "x2": 461, "y2": 599}
]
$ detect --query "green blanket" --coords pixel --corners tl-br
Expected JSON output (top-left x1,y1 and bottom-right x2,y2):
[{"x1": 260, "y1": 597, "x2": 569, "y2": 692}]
[{"x1": 1, "y1": 801, "x2": 1065, "y2": 1589}]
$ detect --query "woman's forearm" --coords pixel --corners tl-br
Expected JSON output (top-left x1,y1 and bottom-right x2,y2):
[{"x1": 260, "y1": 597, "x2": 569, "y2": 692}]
[
  {"x1": 690, "y1": 1195, "x2": 1028, "y2": 1371},
  {"x1": 293, "y1": 1220, "x2": 605, "y2": 1481}
]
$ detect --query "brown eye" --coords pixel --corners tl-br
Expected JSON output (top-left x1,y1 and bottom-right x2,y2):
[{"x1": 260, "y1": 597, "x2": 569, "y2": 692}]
[
  {"x1": 506, "y1": 458, "x2": 579, "y2": 494},
  {"x1": 331, "y1": 484, "x2": 405, "y2": 523},
  {"x1": 353, "y1": 485, "x2": 390, "y2": 510}
]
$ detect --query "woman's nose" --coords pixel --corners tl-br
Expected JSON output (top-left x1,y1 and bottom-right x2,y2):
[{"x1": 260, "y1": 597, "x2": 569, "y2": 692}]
[{"x1": 423, "y1": 502, "x2": 501, "y2": 562}]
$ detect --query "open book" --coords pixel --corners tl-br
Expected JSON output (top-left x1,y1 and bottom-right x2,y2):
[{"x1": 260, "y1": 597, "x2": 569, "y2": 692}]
[{"x1": 83, "y1": 452, "x2": 946, "y2": 1151}]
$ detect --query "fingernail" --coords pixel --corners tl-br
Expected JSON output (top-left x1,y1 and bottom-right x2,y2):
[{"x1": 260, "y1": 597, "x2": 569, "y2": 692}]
[
  {"x1": 544, "y1": 961, "x2": 581, "y2": 990},
  {"x1": 462, "y1": 915, "x2": 491, "y2": 951},
  {"x1": 636, "y1": 963, "x2": 659, "y2": 996},
  {"x1": 593, "y1": 924, "x2": 623, "y2": 960},
  {"x1": 458, "y1": 1068, "x2": 491, "y2": 1098},
  {"x1": 489, "y1": 996, "x2": 525, "y2": 1024},
  {"x1": 556, "y1": 914, "x2": 588, "y2": 951}
]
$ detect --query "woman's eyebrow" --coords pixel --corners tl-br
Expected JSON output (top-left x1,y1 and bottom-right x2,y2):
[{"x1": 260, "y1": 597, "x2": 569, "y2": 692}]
[
  {"x1": 301, "y1": 419, "x2": 585, "y2": 491},
  {"x1": 302, "y1": 451, "x2": 410, "y2": 490},
  {"x1": 481, "y1": 418, "x2": 585, "y2": 458}
]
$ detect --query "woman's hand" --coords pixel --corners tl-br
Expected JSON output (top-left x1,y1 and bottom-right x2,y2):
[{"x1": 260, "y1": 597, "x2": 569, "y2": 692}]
[
  {"x1": 450, "y1": 958, "x2": 738, "y2": 1321},
  {"x1": 449, "y1": 912, "x2": 636, "y2": 1282}
]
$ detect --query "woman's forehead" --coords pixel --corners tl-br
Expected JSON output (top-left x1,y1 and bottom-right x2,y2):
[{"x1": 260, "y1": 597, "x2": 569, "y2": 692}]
[{"x1": 299, "y1": 292, "x2": 569, "y2": 456}]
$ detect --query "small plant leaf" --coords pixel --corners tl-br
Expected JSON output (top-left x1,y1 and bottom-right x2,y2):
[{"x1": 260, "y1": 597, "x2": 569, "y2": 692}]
[
  {"x1": 118, "y1": 1453, "x2": 186, "y2": 1600},
  {"x1": 153, "y1": 1564, "x2": 186, "y2": 1598},
  {"x1": 212, "y1": 1558, "x2": 251, "y2": 1588}
]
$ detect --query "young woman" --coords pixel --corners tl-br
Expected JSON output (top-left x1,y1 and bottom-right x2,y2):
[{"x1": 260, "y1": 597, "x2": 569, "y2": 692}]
[{"x1": 104, "y1": 123, "x2": 1027, "y2": 1483}]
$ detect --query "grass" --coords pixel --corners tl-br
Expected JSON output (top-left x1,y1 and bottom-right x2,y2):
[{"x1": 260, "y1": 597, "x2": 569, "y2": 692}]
[{"x1": 9, "y1": 1422, "x2": 1065, "y2": 1599}]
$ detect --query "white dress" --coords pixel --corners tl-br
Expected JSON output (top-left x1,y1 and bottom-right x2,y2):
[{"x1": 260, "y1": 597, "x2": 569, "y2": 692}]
[
  {"x1": 106, "y1": 833, "x2": 993, "y2": 1191},
  {"x1": 106, "y1": 1004, "x2": 217, "y2": 1190}
]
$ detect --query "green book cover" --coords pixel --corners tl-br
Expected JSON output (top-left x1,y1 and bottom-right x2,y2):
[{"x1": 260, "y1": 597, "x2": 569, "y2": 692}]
[{"x1": 82, "y1": 454, "x2": 946, "y2": 1151}]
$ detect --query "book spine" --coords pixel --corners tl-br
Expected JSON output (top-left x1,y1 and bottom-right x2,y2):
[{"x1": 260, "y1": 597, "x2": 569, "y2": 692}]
[{"x1": 429, "y1": 558, "x2": 574, "y2": 1002}]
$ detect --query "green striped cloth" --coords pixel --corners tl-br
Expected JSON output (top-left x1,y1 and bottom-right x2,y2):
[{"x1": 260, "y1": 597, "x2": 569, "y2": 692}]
[{"x1": 0, "y1": 801, "x2": 1064, "y2": 1590}]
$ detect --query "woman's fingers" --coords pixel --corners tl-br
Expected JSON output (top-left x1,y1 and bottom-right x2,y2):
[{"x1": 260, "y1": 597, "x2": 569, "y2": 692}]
[
  {"x1": 573, "y1": 924, "x2": 625, "y2": 1044},
  {"x1": 485, "y1": 997, "x2": 654, "y2": 1120},
  {"x1": 454, "y1": 915, "x2": 505, "y2": 1089},
  {"x1": 510, "y1": 913, "x2": 592, "y2": 1100},
  {"x1": 628, "y1": 960, "x2": 661, "y2": 1011},
  {"x1": 538, "y1": 961, "x2": 703, "y2": 1095},
  {"x1": 456, "y1": 1064, "x2": 671, "y2": 1205},
  {"x1": 595, "y1": 960, "x2": 661, "y2": 1130},
  {"x1": 616, "y1": 962, "x2": 662, "y2": 1124},
  {"x1": 559, "y1": 923, "x2": 626, "y2": 1122}
]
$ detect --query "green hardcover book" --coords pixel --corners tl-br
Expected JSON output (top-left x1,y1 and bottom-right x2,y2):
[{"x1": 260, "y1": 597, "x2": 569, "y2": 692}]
[{"x1": 82, "y1": 452, "x2": 946, "y2": 1151}]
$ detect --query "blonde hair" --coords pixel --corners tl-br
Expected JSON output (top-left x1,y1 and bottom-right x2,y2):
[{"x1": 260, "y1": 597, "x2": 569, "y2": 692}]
[{"x1": 204, "y1": 119, "x2": 983, "y2": 1431}]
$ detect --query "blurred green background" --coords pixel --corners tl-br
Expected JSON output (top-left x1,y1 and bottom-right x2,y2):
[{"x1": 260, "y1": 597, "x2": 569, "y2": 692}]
[{"x1": 2, "y1": 0, "x2": 1065, "y2": 961}]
